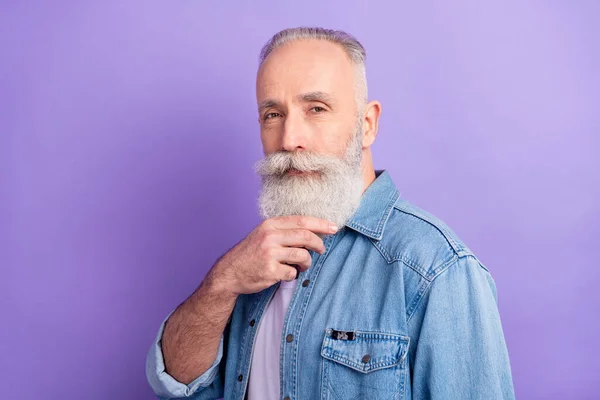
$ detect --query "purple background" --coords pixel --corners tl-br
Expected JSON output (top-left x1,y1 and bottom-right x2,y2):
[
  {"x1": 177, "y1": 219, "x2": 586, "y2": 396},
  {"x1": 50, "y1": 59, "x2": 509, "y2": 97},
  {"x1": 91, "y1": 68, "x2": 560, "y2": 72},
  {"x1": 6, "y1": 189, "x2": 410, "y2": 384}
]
[{"x1": 2, "y1": 2, "x2": 599, "y2": 399}]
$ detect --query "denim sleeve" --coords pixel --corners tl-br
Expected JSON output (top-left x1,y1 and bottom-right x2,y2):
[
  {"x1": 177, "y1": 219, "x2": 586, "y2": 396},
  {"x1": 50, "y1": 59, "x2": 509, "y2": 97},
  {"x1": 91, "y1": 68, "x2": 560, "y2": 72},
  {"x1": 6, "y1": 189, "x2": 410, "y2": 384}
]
[
  {"x1": 145, "y1": 310, "x2": 229, "y2": 399},
  {"x1": 409, "y1": 255, "x2": 516, "y2": 399}
]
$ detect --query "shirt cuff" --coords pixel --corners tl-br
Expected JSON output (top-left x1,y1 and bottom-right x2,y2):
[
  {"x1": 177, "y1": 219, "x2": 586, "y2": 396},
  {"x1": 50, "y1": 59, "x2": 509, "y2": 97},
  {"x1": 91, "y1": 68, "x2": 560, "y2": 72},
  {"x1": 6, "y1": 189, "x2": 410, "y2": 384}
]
[{"x1": 146, "y1": 311, "x2": 225, "y2": 398}]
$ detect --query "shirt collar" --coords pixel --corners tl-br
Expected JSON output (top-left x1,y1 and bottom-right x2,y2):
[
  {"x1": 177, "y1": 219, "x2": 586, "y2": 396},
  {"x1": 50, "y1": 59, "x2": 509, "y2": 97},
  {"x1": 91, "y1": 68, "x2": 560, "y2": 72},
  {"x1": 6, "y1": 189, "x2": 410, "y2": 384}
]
[{"x1": 344, "y1": 169, "x2": 400, "y2": 241}]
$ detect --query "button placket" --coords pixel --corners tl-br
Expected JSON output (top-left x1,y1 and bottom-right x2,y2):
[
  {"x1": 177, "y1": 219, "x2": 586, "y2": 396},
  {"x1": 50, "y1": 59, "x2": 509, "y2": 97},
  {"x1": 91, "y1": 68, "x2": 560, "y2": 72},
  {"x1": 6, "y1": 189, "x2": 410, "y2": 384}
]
[{"x1": 281, "y1": 231, "x2": 342, "y2": 400}]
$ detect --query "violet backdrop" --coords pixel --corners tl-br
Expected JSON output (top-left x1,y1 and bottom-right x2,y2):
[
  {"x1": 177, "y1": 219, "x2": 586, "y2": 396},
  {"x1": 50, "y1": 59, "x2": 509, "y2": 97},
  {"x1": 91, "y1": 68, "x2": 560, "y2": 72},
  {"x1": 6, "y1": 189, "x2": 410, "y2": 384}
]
[{"x1": 1, "y1": 1, "x2": 599, "y2": 399}]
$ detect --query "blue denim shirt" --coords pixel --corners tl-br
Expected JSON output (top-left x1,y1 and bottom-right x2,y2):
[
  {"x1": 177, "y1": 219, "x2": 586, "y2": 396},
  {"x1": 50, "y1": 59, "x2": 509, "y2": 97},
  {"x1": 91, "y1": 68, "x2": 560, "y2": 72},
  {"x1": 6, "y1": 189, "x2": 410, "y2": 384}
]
[{"x1": 146, "y1": 169, "x2": 515, "y2": 399}]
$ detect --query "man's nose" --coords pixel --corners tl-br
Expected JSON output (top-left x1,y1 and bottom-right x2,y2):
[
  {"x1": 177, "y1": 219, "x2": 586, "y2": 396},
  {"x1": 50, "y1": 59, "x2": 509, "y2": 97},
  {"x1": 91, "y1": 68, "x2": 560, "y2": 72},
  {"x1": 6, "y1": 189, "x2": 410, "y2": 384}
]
[{"x1": 280, "y1": 112, "x2": 307, "y2": 152}]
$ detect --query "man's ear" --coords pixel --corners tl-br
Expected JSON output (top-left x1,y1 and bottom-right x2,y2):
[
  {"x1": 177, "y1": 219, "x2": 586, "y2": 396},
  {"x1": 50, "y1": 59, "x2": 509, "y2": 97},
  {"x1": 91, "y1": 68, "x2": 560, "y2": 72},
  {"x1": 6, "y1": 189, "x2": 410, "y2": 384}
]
[{"x1": 361, "y1": 100, "x2": 382, "y2": 147}]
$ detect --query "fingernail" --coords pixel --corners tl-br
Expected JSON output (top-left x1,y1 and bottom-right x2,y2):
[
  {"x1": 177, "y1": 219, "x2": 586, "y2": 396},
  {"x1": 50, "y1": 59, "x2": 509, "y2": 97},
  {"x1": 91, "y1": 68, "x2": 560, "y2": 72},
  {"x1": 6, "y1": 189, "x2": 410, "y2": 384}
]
[{"x1": 330, "y1": 225, "x2": 338, "y2": 232}]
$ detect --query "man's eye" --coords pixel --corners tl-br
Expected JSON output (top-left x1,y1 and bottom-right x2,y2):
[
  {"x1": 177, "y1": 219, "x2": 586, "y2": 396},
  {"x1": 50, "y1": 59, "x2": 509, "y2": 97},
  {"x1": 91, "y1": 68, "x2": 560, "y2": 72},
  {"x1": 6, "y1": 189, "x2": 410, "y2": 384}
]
[
  {"x1": 311, "y1": 106, "x2": 326, "y2": 113},
  {"x1": 264, "y1": 112, "x2": 281, "y2": 120}
]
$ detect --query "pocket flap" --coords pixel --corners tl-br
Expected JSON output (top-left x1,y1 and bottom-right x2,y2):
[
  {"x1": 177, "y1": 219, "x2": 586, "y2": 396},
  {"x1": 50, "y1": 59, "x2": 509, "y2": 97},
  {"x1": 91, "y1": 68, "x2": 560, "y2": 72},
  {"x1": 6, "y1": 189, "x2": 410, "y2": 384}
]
[{"x1": 320, "y1": 328, "x2": 410, "y2": 374}]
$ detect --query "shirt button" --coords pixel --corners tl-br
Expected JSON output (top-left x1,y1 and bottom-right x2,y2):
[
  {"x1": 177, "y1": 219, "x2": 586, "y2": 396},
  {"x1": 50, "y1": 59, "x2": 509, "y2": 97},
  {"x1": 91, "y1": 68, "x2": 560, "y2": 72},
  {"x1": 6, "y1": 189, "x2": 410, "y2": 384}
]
[
  {"x1": 362, "y1": 354, "x2": 371, "y2": 363},
  {"x1": 286, "y1": 334, "x2": 294, "y2": 342},
  {"x1": 237, "y1": 374, "x2": 243, "y2": 381},
  {"x1": 284, "y1": 397, "x2": 291, "y2": 400},
  {"x1": 249, "y1": 319, "x2": 255, "y2": 327},
  {"x1": 302, "y1": 279, "x2": 310, "y2": 287}
]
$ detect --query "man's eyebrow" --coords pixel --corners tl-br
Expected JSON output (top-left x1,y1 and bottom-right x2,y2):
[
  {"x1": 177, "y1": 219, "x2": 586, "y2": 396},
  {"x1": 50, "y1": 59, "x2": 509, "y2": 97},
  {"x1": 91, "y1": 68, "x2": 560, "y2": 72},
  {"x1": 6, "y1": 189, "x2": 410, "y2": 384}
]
[
  {"x1": 258, "y1": 91, "x2": 335, "y2": 112},
  {"x1": 298, "y1": 91, "x2": 335, "y2": 104},
  {"x1": 258, "y1": 99, "x2": 280, "y2": 112}
]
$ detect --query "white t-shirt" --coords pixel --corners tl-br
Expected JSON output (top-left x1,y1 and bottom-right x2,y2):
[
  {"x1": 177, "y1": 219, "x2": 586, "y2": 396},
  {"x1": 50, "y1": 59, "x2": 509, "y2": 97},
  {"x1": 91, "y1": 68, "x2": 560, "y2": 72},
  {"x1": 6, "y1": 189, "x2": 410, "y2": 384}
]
[{"x1": 247, "y1": 278, "x2": 298, "y2": 399}]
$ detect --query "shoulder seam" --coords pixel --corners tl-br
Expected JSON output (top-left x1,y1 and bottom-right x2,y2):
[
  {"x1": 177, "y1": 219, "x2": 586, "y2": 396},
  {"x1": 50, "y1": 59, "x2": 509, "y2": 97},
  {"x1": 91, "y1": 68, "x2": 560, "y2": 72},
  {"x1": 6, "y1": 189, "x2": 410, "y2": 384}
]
[{"x1": 393, "y1": 201, "x2": 472, "y2": 257}]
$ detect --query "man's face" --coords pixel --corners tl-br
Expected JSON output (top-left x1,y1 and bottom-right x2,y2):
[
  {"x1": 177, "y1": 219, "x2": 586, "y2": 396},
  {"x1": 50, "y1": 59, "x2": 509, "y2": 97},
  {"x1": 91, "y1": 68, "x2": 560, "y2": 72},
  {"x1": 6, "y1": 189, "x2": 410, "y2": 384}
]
[
  {"x1": 253, "y1": 39, "x2": 366, "y2": 230},
  {"x1": 256, "y1": 39, "x2": 360, "y2": 158}
]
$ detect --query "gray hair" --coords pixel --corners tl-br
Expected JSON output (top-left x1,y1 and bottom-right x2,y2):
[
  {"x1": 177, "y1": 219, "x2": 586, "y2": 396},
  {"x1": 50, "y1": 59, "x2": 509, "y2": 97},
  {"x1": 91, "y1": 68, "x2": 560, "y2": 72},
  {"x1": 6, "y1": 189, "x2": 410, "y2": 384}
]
[{"x1": 258, "y1": 27, "x2": 368, "y2": 110}]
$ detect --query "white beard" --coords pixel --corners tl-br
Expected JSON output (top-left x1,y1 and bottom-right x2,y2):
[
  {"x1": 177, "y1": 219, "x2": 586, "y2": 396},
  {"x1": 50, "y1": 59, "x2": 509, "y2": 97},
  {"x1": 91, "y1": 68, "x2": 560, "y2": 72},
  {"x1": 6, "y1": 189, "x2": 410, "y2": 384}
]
[{"x1": 253, "y1": 121, "x2": 365, "y2": 234}]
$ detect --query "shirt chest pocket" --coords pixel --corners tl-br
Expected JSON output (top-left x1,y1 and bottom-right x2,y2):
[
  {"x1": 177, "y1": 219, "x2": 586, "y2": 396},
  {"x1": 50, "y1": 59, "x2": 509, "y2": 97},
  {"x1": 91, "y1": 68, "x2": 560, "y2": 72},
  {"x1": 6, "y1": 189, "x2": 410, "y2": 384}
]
[{"x1": 320, "y1": 328, "x2": 410, "y2": 400}]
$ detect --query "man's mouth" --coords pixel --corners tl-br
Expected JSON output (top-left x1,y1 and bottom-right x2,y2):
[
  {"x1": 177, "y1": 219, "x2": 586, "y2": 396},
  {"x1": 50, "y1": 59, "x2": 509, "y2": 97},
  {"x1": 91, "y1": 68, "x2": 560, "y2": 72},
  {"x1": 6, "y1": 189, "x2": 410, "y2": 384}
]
[{"x1": 286, "y1": 168, "x2": 319, "y2": 176}]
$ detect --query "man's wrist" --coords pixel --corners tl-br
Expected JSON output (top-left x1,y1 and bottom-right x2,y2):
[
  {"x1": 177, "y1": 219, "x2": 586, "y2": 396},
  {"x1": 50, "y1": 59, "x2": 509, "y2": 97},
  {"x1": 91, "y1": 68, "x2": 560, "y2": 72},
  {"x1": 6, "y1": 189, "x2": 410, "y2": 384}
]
[
  {"x1": 201, "y1": 264, "x2": 237, "y2": 299},
  {"x1": 182, "y1": 273, "x2": 237, "y2": 324}
]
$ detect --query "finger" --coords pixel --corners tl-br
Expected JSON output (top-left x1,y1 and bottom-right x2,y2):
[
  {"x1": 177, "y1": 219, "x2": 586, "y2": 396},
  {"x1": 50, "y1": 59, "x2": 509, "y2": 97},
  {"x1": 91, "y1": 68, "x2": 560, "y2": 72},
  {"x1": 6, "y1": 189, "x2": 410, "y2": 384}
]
[
  {"x1": 279, "y1": 264, "x2": 300, "y2": 282},
  {"x1": 277, "y1": 247, "x2": 312, "y2": 271},
  {"x1": 271, "y1": 215, "x2": 338, "y2": 235},
  {"x1": 278, "y1": 229, "x2": 326, "y2": 254}
]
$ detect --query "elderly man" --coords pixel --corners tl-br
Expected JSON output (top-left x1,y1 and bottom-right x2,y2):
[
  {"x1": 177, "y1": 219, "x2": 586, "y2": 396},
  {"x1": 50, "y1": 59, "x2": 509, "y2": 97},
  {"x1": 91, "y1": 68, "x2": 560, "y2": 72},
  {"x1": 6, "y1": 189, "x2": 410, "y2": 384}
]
[{"x1": 146, "y1": 27, "x2": 515, "y2": 400}]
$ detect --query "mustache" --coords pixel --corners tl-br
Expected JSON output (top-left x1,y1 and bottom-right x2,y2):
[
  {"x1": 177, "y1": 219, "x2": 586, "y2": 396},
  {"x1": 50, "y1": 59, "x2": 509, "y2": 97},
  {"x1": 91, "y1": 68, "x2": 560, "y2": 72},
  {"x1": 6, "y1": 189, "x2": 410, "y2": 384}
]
[{"x1": 253, "y1": 150, "x2": 344, "y2": 177}]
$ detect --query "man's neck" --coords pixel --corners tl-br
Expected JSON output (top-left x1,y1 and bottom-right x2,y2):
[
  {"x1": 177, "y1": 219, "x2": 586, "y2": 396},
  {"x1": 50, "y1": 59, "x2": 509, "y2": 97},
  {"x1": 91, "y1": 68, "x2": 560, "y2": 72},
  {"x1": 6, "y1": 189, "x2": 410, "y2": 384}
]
[{"x1": 361, "y1": 169, "x2": 376, "y2": 193}]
